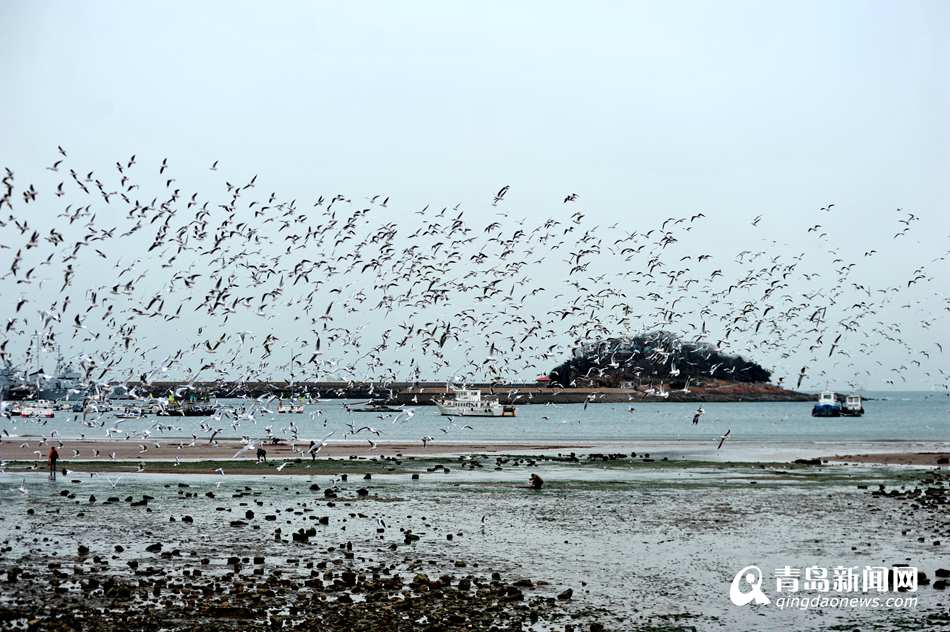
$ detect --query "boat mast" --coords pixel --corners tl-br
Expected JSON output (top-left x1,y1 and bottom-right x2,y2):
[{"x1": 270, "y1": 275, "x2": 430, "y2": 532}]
[{"x1": 34, "y1": 331, "x2": 41, "y2": 391}]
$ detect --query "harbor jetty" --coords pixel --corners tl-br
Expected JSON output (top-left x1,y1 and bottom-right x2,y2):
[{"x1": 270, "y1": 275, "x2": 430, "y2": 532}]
[{"x1": 131, "y1": 379, "x2": 813, "y2": 404}]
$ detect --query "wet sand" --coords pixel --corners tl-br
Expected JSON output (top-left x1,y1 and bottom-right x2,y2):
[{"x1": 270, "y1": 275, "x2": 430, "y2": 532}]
[
  {"x1": 0, "y1": 439, "x2": 593, "y2": 463},
  {"x1": 828, "y1": 451, "x2": 950, "y2": 466},
  {"x1": 1, "y1": 458, "x2": 948, "y2": 631}
]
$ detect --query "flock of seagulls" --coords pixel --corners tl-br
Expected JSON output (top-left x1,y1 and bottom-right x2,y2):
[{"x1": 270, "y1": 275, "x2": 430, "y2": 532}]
[{"x1": 0, "y1": 150, "x2": 947, "y2": 460}]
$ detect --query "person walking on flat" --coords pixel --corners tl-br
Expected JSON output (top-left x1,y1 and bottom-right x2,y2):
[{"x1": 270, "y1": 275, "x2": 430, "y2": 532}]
[{"x1": 48, "y1": 446, "x2": 60, "y2": 481}]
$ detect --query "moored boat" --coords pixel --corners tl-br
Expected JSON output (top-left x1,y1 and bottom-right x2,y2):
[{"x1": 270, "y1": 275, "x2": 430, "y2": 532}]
[
  {"x1": 811, "y1": 391, "x2": 841, "y2": 417},
  {"x1": 434, "y1": 388, "x2": 516, "y2": 417},
  {"x1": 16, "y1": 400, "x2": 55, "y2": 418},
  {"x1": 347, "y1": 400, "x2": 402, "y2": 413},
  {"x1": 114, "y1": 406, "x2": 145, "y2": 419},
  {"x1": 840, "y1": 394, "x2": 864, "y2": 416},
  {"x1": 277, "y1": 400, "x2": 305, "y2": 414}
]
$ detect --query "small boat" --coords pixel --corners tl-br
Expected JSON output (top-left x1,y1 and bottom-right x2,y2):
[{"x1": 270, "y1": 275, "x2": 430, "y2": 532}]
[
  {"x1": 114, "y1": 407, "x2": 144, "y2": 419},
  {"x1": 347, "y1": 400, "x2": 402, "y2": 413},
  {"x1": 840, "y1": 394, "x2": 864, "y2": 417},
  {"x1": 158, "y1": 405, "x2": 217, "y2": 417},
  {"x1": 434, "y1": 388, "x2": 516, "y2": 417},
  {"x1": 159, "y1": 392, "x2": 217, "y2": 416},
  {"x1": 277, "y1": 401, "x2": 305, "y2": 414},
  {"x1": 17, "y1": 400, "x2": 55, "y2": 418},
  {"x1": 811, "y1": 391, "x2": 841, "y2": 417}
]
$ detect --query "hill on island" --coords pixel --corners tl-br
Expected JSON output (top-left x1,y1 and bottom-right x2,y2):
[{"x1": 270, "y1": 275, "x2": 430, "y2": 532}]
[{"x1": 548, "y1": 330, "x2": 771, "y2": 388}]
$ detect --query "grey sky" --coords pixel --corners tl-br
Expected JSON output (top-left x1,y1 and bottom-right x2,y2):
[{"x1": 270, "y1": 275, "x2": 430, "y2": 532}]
[{"x1": 1, "y1": 1, "x2": 948, "y2": 389}]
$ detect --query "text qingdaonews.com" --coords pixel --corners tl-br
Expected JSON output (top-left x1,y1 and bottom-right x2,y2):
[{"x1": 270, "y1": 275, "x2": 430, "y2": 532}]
[{"x1": 773, "y1": 595, "x2": 919, "y2": 610}]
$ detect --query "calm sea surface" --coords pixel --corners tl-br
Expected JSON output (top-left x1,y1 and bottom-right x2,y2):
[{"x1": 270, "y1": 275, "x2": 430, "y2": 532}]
[{"x1": 4, "y1": 390, "x2": 948, "y2": 446}]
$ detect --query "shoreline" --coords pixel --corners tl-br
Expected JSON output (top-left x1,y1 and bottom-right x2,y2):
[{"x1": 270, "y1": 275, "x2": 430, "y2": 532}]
[
  {"x1": 5, "y1": 438, "x2": 950, "y2": 468},
  {"x1": 3, "y1": 440, "x2": 950, "y2": 476},
  {"x1": 0, "y1": 439, "x2": 594, "y2": 463},
  {"x1": 827, "y1": 452, "x2": 950, "y2": 466}
]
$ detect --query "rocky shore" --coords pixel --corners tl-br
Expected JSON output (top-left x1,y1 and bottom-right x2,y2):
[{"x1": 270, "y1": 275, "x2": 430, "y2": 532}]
[
  {"x1": 0, "y1": 477, "x2": 605, "y2": 632},
  {"x1": 4, "y1": 451, "x2": 949, "y2": 631}
]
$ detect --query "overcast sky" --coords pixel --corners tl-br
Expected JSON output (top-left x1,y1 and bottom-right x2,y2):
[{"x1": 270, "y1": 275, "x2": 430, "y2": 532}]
[{"x1": 2, "y1": 1, "x2": 948, "y2": 389}]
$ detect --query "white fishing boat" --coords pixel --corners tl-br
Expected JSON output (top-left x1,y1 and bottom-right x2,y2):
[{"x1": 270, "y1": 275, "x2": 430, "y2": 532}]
[
  {"x1": 434, "y1": 388, "x2": 516, "y2": 417},
  {"x1": 840, "y1": 394, "x2": 864, "y2": 417}
]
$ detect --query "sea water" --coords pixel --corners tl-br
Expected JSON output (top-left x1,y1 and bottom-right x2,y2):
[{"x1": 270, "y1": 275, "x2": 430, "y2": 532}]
[{"x1": 3, "y1": 390, "x2": 948, "y2": 450}]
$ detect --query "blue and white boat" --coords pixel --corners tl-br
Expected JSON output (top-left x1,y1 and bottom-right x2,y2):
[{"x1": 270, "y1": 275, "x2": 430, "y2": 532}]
[{"x1": 811, "y1": 391, "x2": 841, "y2": 417}]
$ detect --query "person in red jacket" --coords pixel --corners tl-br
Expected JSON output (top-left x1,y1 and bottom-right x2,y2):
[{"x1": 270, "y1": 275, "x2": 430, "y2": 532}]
[{"x1": 48, "y1": 446, "x2": 60, "y2": 481}]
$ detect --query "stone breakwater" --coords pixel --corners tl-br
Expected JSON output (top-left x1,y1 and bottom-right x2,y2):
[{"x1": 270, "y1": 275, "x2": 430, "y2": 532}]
[{"x1": 133, "y1": 380, "x2": 813, "y2": 403}]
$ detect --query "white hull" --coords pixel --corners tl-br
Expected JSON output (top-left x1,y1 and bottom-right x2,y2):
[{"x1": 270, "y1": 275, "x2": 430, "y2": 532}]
[
  {"x1": 436, "y1": 401, "x2": 508, "y2": 417},
  {"x1": 435, "y1": 387, "x2": 517, "y2": 417}
]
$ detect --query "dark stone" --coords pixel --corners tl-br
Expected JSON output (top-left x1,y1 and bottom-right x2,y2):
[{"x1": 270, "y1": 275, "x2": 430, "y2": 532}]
[{"x1": 502, "y1": 586, "x2": 523, "y2": 601}]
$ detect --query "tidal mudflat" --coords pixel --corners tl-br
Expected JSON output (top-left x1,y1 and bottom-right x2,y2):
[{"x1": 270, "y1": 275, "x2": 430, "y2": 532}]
[{"x1": 2, "y1": 453, "x2": 948, "y2": 631}]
